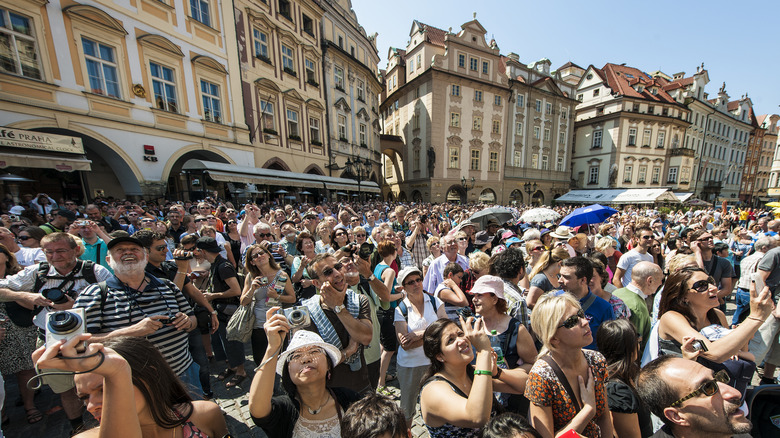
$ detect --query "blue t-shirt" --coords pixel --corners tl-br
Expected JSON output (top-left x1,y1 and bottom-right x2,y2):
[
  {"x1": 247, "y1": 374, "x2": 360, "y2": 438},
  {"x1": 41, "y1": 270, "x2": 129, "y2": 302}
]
[
  {"x1": 373, "y1": 262, "x2": 398, "y2": 308},
  {"x1": 551, "y1": 289, "x2": 615, "y2": 350}
]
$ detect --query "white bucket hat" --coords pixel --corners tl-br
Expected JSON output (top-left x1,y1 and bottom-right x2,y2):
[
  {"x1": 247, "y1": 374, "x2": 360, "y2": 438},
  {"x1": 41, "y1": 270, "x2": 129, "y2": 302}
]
[{"x1": 276, "y1": 330, "x2": 342, "y2": 374}]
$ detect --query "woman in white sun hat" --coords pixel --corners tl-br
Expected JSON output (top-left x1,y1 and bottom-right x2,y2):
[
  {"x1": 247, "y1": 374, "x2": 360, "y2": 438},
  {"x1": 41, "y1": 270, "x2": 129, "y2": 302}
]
[{"x1": 249, "y1": 307, "x2": 360, "y2": 438}]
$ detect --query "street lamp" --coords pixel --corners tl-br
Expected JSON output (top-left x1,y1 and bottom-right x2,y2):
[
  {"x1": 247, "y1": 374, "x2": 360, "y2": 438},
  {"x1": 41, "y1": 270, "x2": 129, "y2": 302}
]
[
  {"x1": 524, "y1": 181, "x2": 538, "y2": 205},
  {"x1": 461, "y1": 176, "x2": 475, "y2": 203},
  {"x1": 345, "y1": 156, "x2": 372, "y2": 201}
]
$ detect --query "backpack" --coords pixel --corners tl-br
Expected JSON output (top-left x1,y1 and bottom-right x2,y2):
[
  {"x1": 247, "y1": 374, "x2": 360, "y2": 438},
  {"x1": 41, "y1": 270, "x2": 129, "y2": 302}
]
[
  {"x1": 5, "y1": 260, "x2": 98, "y2": 327},
  {"x1": 746, "y1": 384, "x2": 780, "y2": 437},
  {"x1": 397, "y1": 293, "x2": 440, "y2": 320}
]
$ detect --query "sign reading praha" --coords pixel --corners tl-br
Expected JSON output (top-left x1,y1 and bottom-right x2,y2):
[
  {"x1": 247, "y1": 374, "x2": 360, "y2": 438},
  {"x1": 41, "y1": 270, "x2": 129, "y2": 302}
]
[{"x1": 0, "y1": 127, "x2": 84, "y2": 154}]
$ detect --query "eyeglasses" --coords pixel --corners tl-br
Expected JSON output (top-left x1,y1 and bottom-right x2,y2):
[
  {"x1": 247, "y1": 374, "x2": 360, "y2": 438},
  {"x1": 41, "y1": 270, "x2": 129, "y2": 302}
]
[
  {"x1": 251, "y1": 251, "x2": 268, "y2": 260},
  {"x1": 226, "y1": 210, "x2": 236, "y2": 214},
  {"x1": 669, "y1": 370, "x2": 730, "y2": 407},
  {"x1": 457, "y1": 237, "x2": 467, "y2": 242},
  {"x1": 354, "y1": 234, "x2": 366, "y2": 238},
  {"x1": 153, "y1": 244, "x2": 168, "y2": 251},
  {"x1": 257, "y1": 232, "x2": 272, "y2": 238},
  {"x1": 403, "y1": 277, "x2": 423, "y2": 286},
  {"x1": 319, "y1": 262, "x2": 343, "y2": 277},
  {"x1": 43, "y1": 249, "x2": 72, "y2": 256},
  {"x1": 289, "y1": 347, "x2": 326, "y2": 363},
  {"x1": 558, "y1": 310, "x2": 586, "y2": 329},
  {"x1": 690, "y1": 277, "x2": 716, "y2": 293},
  {"x1": 18, "y1": 236, "x2": 32, "y2": 241},
  {"x1": 641, "y1": 235, "x2": 654, "y2": 240},
  {"x1": 194, "y1": 218, "x2": 207, "y2": 222}
]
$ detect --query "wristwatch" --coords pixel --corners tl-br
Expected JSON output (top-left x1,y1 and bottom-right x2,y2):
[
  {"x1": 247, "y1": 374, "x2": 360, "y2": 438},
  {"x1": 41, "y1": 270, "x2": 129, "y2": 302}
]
[
  {"x1": 211, "y1": 310, "x2": 218, "y2": 315},
  {"x1": 333, "y1": 304, "x2": 346, "y2": 313},
  {"x1": 368, "y1": 274, "x2": 377, "y2": 282}
]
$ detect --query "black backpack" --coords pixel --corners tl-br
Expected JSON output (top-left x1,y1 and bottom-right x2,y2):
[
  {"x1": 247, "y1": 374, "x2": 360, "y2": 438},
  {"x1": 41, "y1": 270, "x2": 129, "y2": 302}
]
[{"x1": 746, "y1": 384, "x2": 780, "y2": 437}]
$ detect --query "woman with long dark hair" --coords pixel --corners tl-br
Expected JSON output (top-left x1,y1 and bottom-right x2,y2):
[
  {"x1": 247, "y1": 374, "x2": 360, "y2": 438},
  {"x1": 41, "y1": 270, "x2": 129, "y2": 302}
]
[
  {"x1": 33, "y1": 335, "x2": 228, "y2": 437},
  {"x1": 290, "y1": 231, "x2": 317, "y2": 302}
]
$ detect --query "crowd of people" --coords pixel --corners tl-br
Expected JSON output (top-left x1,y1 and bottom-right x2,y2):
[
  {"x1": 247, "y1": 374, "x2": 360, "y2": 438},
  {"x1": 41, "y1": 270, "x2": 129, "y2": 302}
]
[{"x1": 1, "y1": 194, "x2": 780, "y2": 438}]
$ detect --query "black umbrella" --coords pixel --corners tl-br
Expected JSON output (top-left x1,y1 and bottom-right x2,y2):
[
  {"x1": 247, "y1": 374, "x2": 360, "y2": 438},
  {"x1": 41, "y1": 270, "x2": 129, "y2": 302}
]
[{"x1": 468, "y1": 207, "x2": 514, "y2": 229}]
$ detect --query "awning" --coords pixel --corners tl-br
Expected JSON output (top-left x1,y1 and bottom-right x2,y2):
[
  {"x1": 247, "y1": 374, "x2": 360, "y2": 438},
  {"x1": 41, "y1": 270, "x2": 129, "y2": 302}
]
[
  {"x1": 183, "y1": 159, "x2": 378, "y2": 192},
  {"x1": 557, "y1": 189, "x2": 680, "y2": 205},
  {"x1": 674, "y1": 192, "x2": 694, "y2": 203},
  {"x1": 0, "y1": 152, "x2": 92, "y2": 171}
]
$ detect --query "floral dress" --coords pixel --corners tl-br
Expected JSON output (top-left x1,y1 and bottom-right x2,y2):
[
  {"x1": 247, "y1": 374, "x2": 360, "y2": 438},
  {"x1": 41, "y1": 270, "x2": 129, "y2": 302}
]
[{"x1": 525, "y1": 350, "x2": 608, "y2": 438}]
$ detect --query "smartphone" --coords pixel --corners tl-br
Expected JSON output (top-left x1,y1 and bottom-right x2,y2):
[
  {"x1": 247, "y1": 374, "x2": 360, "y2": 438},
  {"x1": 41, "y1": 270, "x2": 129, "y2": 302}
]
[{"x1": 752, "y1": 272, "x2": 765, "y2": 295}]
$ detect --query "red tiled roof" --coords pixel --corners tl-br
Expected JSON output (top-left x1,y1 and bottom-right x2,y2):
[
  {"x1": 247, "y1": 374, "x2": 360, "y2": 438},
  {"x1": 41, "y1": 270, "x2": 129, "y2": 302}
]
[
  {"x1": 415, "y1": 21, "x2": 447, "y2": 48},
  {"x1": 558, "y1": 61, "x2": 583, "y2": 71},
  {"x1": 727, "y1": 100, "x2": 740, "y2": 111},
  {"x1": 600, "y1": 63, "x2": 677, "y2": 103},
  {"x1": 757, "y1": 114, "x2": 768, "y2": 126},
  {"x1": 662, "y1": 76, "x2": 694, "y2": 92}
]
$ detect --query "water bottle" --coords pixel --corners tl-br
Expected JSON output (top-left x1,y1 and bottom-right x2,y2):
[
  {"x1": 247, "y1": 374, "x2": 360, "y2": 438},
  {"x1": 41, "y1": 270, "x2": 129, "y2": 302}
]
[{"x1": 490, "y1": 329, "x2": 507, "y2": 368}]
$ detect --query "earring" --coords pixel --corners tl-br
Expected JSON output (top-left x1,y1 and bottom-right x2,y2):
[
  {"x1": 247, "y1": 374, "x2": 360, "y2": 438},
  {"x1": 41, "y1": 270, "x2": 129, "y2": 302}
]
[{"x1": 326, "y1": 371, "x2": 331, "y2": 380}]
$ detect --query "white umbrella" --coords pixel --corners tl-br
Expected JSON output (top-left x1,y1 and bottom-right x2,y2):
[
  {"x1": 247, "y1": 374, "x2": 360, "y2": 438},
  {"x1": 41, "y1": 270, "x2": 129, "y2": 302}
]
[{"x1": 520, "y1": 208, "x2": 561, "y2": 223}]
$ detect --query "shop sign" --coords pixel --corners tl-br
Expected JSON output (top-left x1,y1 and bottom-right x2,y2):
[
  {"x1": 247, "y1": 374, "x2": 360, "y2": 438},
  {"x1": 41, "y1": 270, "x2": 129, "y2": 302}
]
[{"x1": 0, "y1": 127, "x2": 84, "y2": 154}]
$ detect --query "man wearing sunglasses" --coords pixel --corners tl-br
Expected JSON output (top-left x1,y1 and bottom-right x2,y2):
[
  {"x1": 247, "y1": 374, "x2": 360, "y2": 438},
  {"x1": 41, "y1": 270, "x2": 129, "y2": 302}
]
[
  {"x1": 301, "y1": 253, "x2": 373, "y2": 394},
  {"x1": 637, "y1": 356, "x2": 751, "y2": 438},
  {"x1": 690, "y1": 229, "x2": 735, "y2": 310},
  {"x1": 557, "y1": 256, "x2": 614, "y2": 350},
  {"x1": 613, "y1": 226, "x2": 655, "y2": 288}
]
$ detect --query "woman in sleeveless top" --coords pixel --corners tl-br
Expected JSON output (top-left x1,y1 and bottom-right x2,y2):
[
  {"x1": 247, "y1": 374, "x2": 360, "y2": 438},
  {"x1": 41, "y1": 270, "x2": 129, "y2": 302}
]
[
  {"x1": 241, "y1": 244, "x2": 295, "y2": 367},
  {"x1": 419, "y1": 317, "x2": 524, "y2": 437},
  {"x1": 33, "y1": 335, "x2": 227, "y2": 438},
  {"x1": 249, "y1": 309, "x2": 359, "y2": 438},
  {"x1": 290, "y1": 232, "x2": 318, "y2": 302}
]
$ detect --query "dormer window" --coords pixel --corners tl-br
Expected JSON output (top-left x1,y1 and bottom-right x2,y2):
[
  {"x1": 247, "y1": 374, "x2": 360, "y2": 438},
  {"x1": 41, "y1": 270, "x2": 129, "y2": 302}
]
[
  {"x1": 650, "y1": 87, "x2": 658, "y2": 95},
  {"x1": 635, "y1": 85, "x2": 644, "y2": 93}
]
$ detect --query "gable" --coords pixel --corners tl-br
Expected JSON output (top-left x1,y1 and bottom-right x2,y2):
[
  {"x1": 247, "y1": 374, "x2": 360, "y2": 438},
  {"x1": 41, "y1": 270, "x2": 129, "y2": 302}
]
[{"x1": 577, "y1": 66, "x2": 605, "y2": 90}]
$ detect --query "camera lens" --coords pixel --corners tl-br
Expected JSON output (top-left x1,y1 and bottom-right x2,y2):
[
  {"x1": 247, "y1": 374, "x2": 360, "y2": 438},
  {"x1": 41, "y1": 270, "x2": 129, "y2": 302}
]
[
  {"x1": 43, "y1": 289, "x2": 68, "y2": 304},
  {"x1": 289, "y1": 310, "x2": 304, "y2": 325},
  {"x1": 48, "y1": 311, "x2": 82, "y2": 334}
]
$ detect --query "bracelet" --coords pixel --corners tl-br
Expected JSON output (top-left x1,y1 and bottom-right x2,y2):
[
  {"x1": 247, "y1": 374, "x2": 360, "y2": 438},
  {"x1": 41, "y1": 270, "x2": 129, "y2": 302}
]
[
  {"x1": 492, "y1": 368, "x2": 502, "y2": 379},
  {"x1": 175, "y1": 272, "x2": 186, "y2": 276},
  {"x1": 473, "y1": 369, "x2": 493, "y2": 376},
  {"x1": 748, "y1": 316, "x2": 764, "y2": 322}
]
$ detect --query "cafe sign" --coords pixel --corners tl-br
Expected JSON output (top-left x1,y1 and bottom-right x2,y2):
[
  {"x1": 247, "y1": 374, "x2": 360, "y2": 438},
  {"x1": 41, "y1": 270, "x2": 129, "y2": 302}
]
[{"x1": 0, "y1": 127, "x2": 84, "y2": 154}]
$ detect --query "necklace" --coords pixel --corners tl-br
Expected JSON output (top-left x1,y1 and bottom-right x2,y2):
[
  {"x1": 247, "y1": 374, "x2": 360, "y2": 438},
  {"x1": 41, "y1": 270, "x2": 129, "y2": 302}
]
[{"x1": 302, "y1": 393, "x2": 330, "y2": 415}]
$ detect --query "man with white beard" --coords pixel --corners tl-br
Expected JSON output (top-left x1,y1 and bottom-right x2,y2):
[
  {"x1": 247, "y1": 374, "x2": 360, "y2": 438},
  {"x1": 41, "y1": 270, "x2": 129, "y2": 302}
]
[{"x1": 74, "y1": 236, "x2": 201, "y2": 395}]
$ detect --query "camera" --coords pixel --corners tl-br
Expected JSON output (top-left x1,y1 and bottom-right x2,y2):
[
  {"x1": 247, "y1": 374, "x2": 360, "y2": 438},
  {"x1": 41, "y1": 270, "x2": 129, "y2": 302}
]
[
  {"x1": 270, "y1": 242, "x2": 280, "y2": 252},
  {"x1": 358, "y1": 242, "x2": 374, "y2": 260},
  {"x1": 42, "y1": 288, "x2": 69, "y2": 305},
  {"x1": 45, "y1": 308, "x2": 86, "y2": 351},
  {"x1": 76, "y1": 220, "x2": 89, "y2": 227},
  {"x1": 420, "y1": 214, "x2": 428, "y2": 223},
  {"x1": 691, "y1": 340, "x2": 709, "y2": 352},
  {"x1": 174, "y1": 251, "x2": 194, "y2": 261},
  {"x1": 456, "y1": 307, "x2": 472, "y2": 319},
  {"x1": 158, "y1": 313, "x2": 176, "y2": 325},
  {"x1": 281, "y1": 306, "x2": 311, "y2": 329}
]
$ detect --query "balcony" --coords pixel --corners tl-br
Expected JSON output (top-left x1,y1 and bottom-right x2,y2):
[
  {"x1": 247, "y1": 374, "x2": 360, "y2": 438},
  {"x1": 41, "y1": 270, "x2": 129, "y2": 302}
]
[
  {"x1": 669, "y1": 148, "x2": 695, "y2": 157},
  {"x1": 704, "y1": 180, "x2": 723, "y2": 190}
]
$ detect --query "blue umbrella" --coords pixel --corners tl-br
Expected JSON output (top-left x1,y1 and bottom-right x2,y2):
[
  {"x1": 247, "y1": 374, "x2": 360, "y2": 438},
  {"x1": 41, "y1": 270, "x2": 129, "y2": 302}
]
[{"x1": 559, "y1": 204, "x2": 617, "y2": 228}]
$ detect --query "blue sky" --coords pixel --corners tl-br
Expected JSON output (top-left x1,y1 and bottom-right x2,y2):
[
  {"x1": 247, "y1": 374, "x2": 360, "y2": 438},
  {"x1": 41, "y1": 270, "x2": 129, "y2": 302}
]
[{"x1": 352, "y1": 0, "x2": 780, "y2": 117}]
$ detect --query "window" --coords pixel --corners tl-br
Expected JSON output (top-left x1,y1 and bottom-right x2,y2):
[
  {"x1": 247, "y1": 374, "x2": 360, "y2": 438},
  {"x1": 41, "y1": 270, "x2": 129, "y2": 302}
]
[
  {"x1": 492, "y1": 120, "x2": 500, "y2": 134},
  {"x1": 638, "y1": 165, "x2": 647, "y2": 183},
  {"x1": 541, "y1": 155, "x2": 549, "y2": 170},
  {"x1": 412, "y1": 113, "x2": 420, "y2": 130},
  {"x1": 413, "y1": 148, "x2": 420, "y2": 171},
  {"x1": 559, "y1": 132, "x2": 565, "y2": 144},
  {"x1": 531, "y1": 154, "x2": 538, "y2": 168},
  {"x1": 309, "y1": 117, "x2": 320, "y2": 144},
  {"x1": 0, "y1": 8, "x2": 41, "y2": 79},
  {"x1": 470, "y1": 149, "x2": 480, "y2": 170},
  {"x1": 516, "y1": 94, "x2": 524, "y2": 108},
  {"x1": 593, "y1": 89, "x2": 600, "y2": 97},
  {"x1": 359, "y1": 123, "x2": 367, "y2": 146},
  {"x1": 450, "y1": 112, "x2": 460, "y2": 127},
  {"x1": 647, "y1": 105, "x2": 654, "y2": 114},
  {"x1": 557, "y1": 156, "x2": 564, "y2": 172},
  {"x1": 260, "y1": 99, "x2": 275, "y2": 133},
  {"x1": 334, "y1": 66, "x2": 344, "y2": 90},
  {"x1": 150, "y1": 62, "x2": 178, "y2": 112},
  {"x1": 657, "y1": 131, "x2": 665, "y2": 148},
  {"x1": 458, "y1": 54, "x2": 465, "y2": 67},
  {"x1": 449, "y1": 147, "x2": 459, "y2": 168},
  {"x1": 253, "y1": 29, "x2": 269, "y2": 60},
  {"x1": 286, "y1": 108, "x2": 299, "y2": 138},
  {"x1": 577, "y1": 94, "x2": 583, "y2": 102},
  {"x1": 516, "y1": 122, "x2": 523, "y2": 135},
  {"x1": 385, "y1": 156, "x2": 393, "y2": 178},
  {"x1": 652, "y1": 166, "x2": 660, "y2": 183},
  {"x1": 534, "y1": 126, "x2": 540, "y2": 139},
  {"x1": 472, "y1": 116, "x2": 482, "y2": 131},
  {"x1": 561, "y1": 108, "x2": 567, "y2": 119},
  {"x1": 416, "y1": 54, "x2": 421, "y2": 69},
  {"x1": 633, "y1": 103, "x2": 640, "y2": 112},
  {"x1": 624, "y1": 165, "x2": 633, "y2": 182},
  {"x1": 668, "y1": 167, "x2": 678, "y2": 183},
  {"x1": 337, "y1": 114, "x2": 347, "y2": 140},
  {"x1": 588, "y1": 166, "x2": 599, "y2": 184},
  {"x1": 628, "y1": 128, "x2": 637, "y2": 146},
  {"x1": 546, "y1": 102, "x2": 552, "y2": 115},
  {"x1": 544, "y1": 128, "x2": 550, "y2": 141},
  {"x1": 190, "y1": 0, "x2": 211, "y2": 26},
  {"x1": 482, "y1": 61, "x2": 488, "y2": 74},
  {"x1": 489, "y1": 151, "x2": 498, "y2": 171},
  {"x1": 408, "y1": 59, "x2": 414, "y2": 72},
  {"x1": 281, "y1": 44, "x2": 295, "y2": 75},
  {"x1": 592, "y1": 130, "x2": 602, "y2": 148},
  {"x1": 535, "y1": 100, "x2": 542, "y2": 112},
  {"x1": 642, "y1": 129, "x2": 651, "y2": 146},
  {"x1": 278, "y1": 0, "x2": 291, "y2": 19},
  {"x1": 82, "y1": 38, "x2": 120, "y2": 98},
  {"x1": 302, "y1": 14, "x2": 314, "y2": 36},
  {"x1": 470, "y1": 57, "x2": 478, "y2": 71},
  {"x1": 200, "y1": 80, "x2": 221, "y2": 123},
  {"x1": 513, "y1": 151, "x2": 522, "y2": 167},
  {"x1": 474, "y1": 90, "x2": 482, "y2": 102},
  {"x1": 451, "y1": 84, "x2": 460, "y2": 96},
  {"x1": 305, "y1": 59, "x2": 316, "y2": 84}
]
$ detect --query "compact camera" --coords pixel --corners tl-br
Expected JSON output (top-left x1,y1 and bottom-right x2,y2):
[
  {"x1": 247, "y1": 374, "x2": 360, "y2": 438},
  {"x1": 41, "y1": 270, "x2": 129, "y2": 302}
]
[
  {"x1": 42, "y1": 288, "x2": 69, "y2": 305},
  {"x1": 691, "y1": 340, "x2": 709, "y2": 352},
  {"x1": 281, "y1": 306, "x2": 311, "y2": 329},
  {"x1": 45, "y1": 308, "x2": 86, "y2": 352},
  {"x1": 76, "y1": 220, "x2": 89, "y2": 227},
  {"x1": 174, "y1": 251, "x2": 194, "y2": 261}
]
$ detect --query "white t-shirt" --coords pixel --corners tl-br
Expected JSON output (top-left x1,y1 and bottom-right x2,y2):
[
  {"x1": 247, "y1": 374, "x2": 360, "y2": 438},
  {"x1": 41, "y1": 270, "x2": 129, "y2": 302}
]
[
  {"x1": 616, "y1": 249, "x2": 654, "y2": 287},
  {"x1": 394, "y1": 295, "x2": 442, "y2": 368},
  {"x1": 14, "y1": 247, "x2": 45, "y2": 267}
]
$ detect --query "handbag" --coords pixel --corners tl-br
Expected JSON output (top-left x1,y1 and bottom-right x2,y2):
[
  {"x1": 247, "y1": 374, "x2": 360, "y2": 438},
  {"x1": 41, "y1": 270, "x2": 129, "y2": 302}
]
[{"x1": 226, "y1": 299, "x2": 255, "y2": 343}]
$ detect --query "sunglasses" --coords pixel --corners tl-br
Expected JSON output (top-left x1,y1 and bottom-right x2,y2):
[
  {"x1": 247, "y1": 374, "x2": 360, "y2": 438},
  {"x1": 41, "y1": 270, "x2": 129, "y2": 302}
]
[
  {"x1": 18, "y1": 236, "x2": 32, "y2": 241},
  {"x1": 258, "y1": 232, "x2": 272, "y2": 238},
  {"x1": 457, "y1": 237, "x2": 467, "y2": 241},
  {"x1": 640, "y1": 235, "x2": 654, "y2": 240},
  {"x1": 194, "y1": 218, "x2": 207, "y2": 222},
  {"x1": 558, "y1": 310, "x2": 586, "y2": 329},
  {"x1": 670, "y1": 369, "x2": 730, "y2": 407},
  {"x1": 690, "y1": 277, "x2": 716, "y2": 293},
  {"x1": 153, "y1": 244, "x2": 168, "y2": 251},
  {"x1": 403, "y1": 277, "x2": 423, "y2": 286},
  {"x1": 320, "y1": 262, "x2": 343, "y2": 277},
  {"x1": 698, "y1": 236, "x2": 713, "y2": 242},
  {"x1": 354, "y1": 234, "x2": 366, "y2": 237},
  {"x1": 251, "y1": 251, "x2": 268, "y2": 259}
]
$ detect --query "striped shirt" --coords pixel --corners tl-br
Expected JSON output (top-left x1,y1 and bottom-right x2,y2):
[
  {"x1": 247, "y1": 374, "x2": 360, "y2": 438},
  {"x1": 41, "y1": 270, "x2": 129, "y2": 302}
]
[{"x1": 74, "y1": 275, "x2": 194, "y2": 375}]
